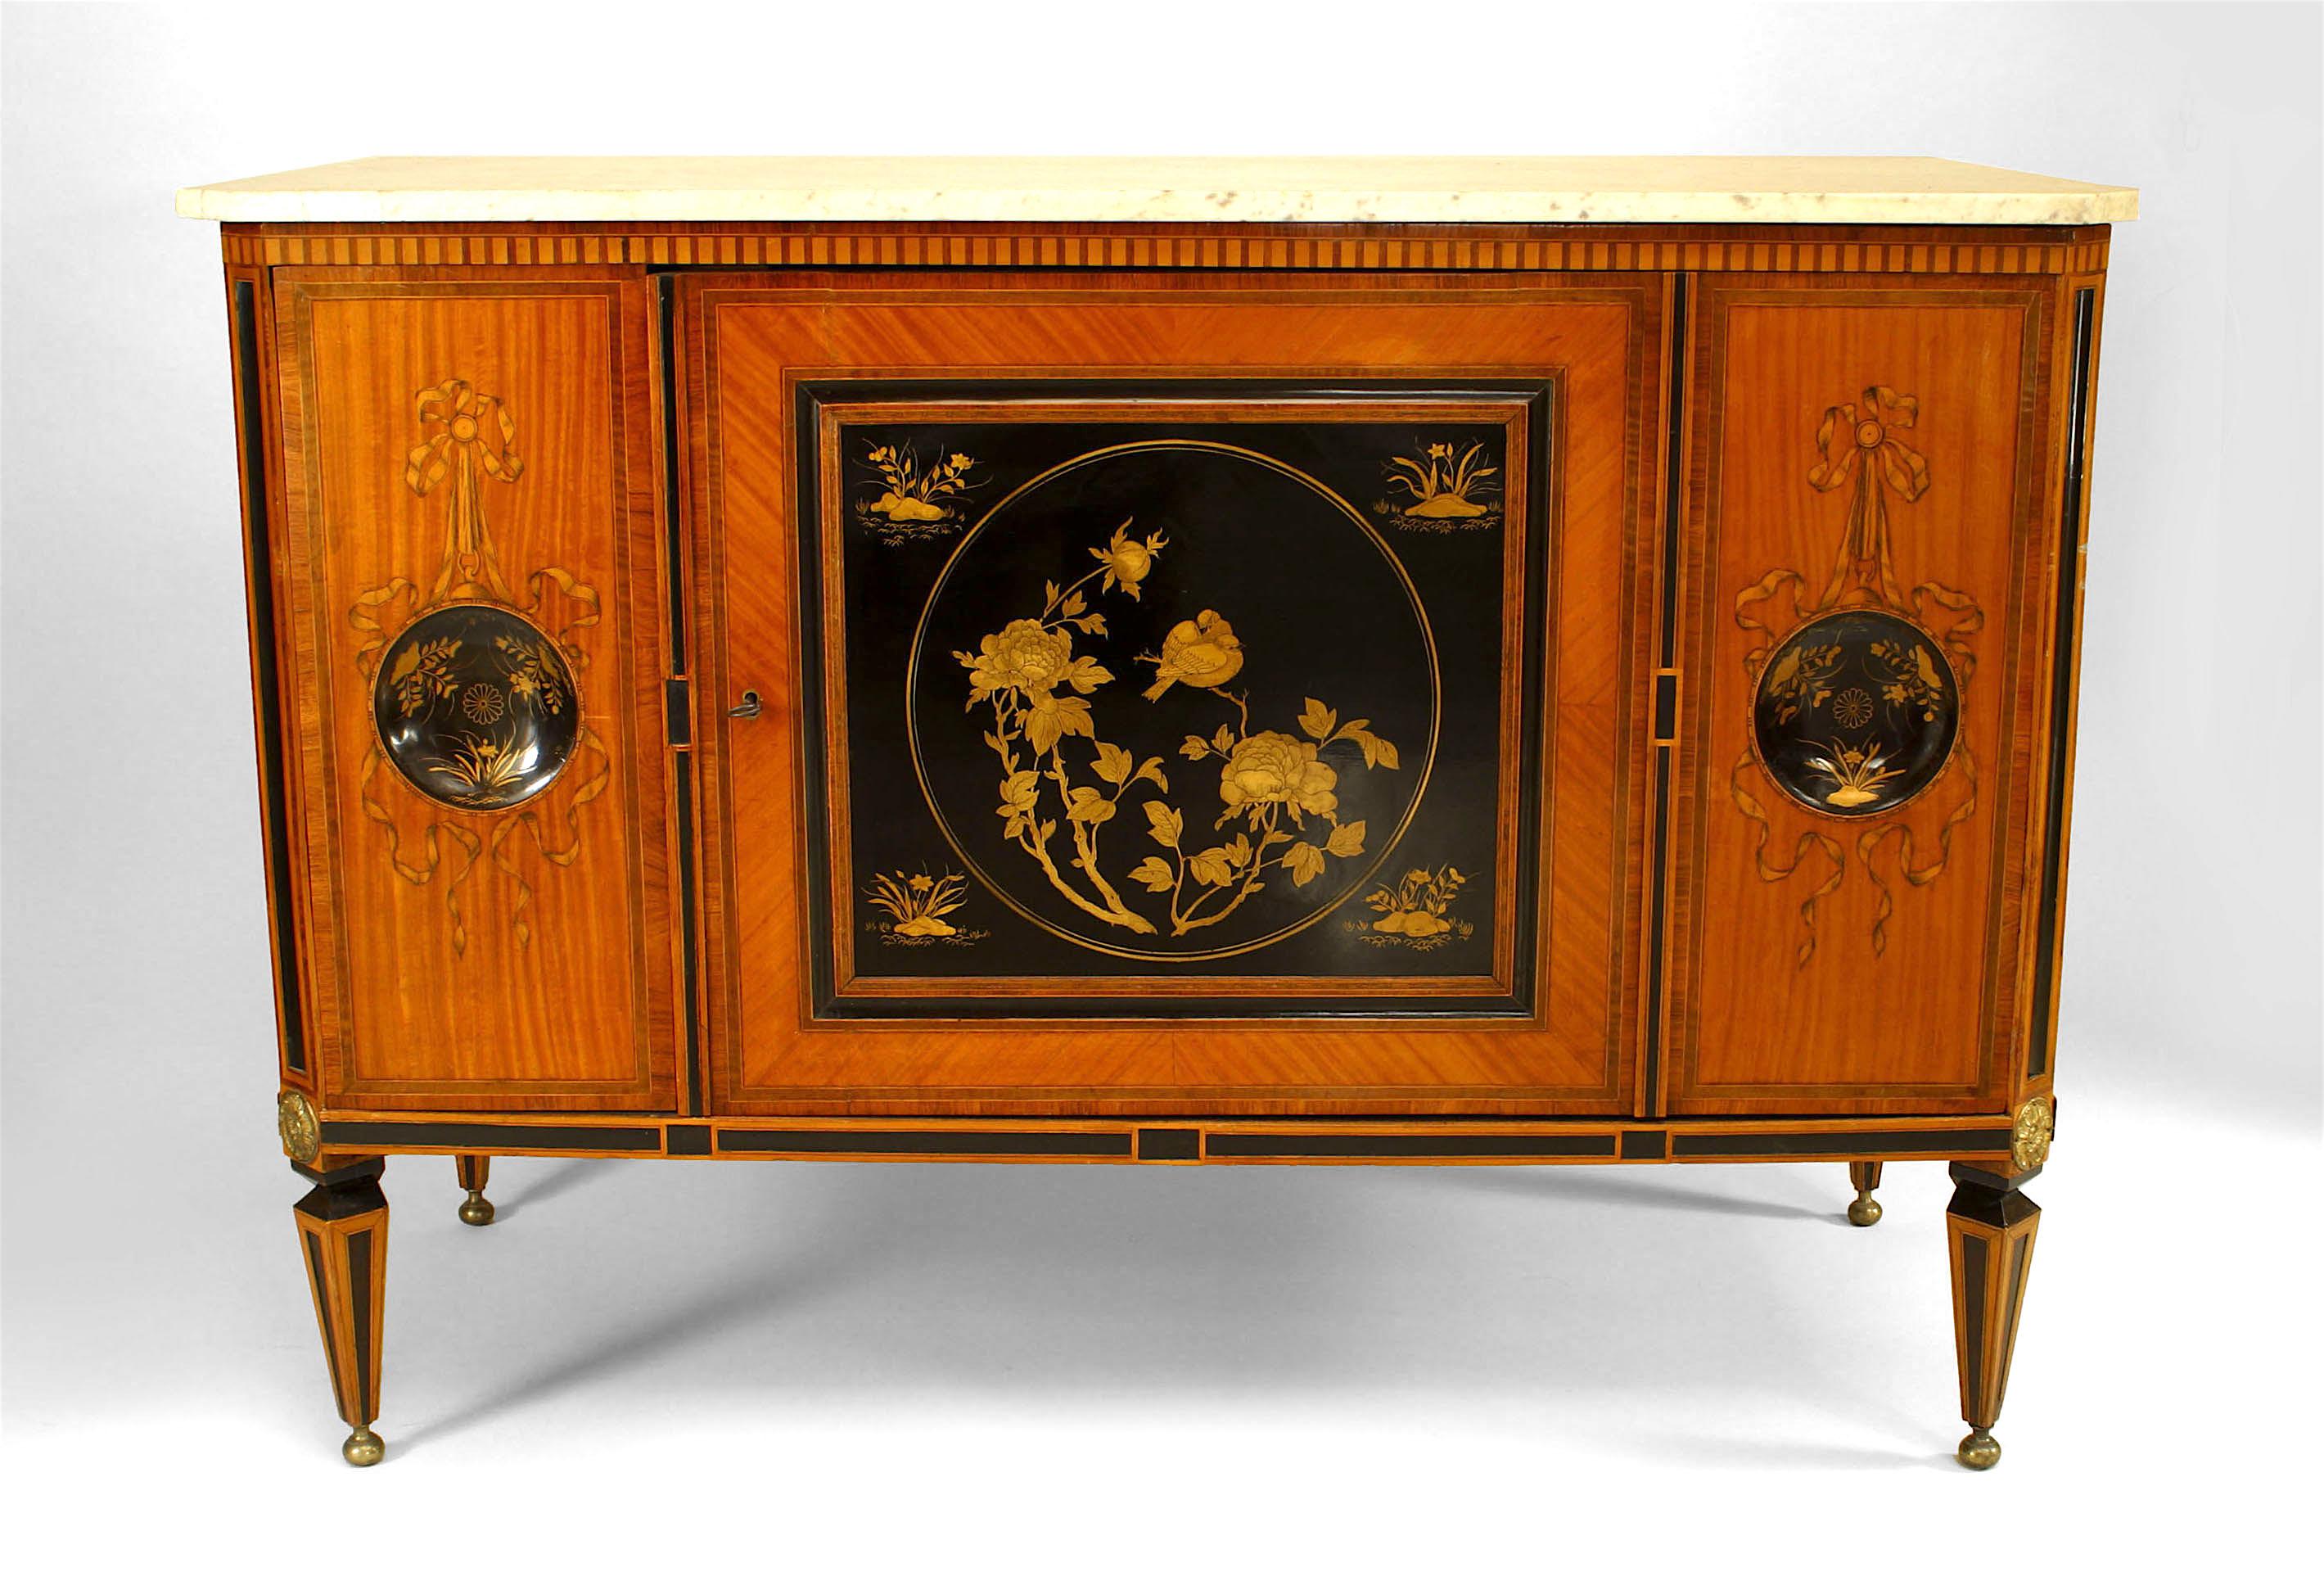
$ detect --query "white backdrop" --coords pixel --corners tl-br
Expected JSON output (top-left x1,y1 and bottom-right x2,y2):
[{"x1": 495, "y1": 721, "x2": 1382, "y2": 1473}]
[{"x1": 3, "y1": 2, "x2": 2317, "y2": 1562}]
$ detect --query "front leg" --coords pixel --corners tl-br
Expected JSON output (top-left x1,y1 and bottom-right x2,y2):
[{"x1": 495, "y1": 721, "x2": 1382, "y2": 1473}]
[
  {"x1": 1944, "y1": 1160, "x2": 2041, "y2": 1470},
  {"x1": 292, "y1": 1156, "x2": 390, "y2": 1466}
]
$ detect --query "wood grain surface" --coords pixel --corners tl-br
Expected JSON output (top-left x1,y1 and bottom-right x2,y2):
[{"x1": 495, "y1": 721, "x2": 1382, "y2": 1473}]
[
  {"x1": 681, "y1": 272, "x2": 1663, "y2": 1116},
  {"x1": 1664, "y1": 275, "x2": 2060, "y2": 1114},
  {"x1": 272, "y1": 269, "x2": 676, "y2": 1109}
]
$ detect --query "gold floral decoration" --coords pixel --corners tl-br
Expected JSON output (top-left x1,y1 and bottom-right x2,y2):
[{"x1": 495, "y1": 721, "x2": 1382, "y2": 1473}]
[
  {"x1": 1355, "y1": 863, "x2": 1472, "y2": 949},
  {"x1": 864, "y1": 869, "x2": 984, "y2": 944},
  {"x1": 1378, "y1": 439, "x2": 1500, "y2": 531},
  {"x1": 958, "y1": 520, "x2": 1399, "y2": 941},
  {"x1": 859, "y1": 442, "x2": 983, "y2": 538}
]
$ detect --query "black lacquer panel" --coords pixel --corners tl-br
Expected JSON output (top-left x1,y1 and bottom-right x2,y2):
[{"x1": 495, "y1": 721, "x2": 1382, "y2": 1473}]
[
  {"x1": 372, "y1": 603, "x2": 582, "y2": 811},
  {"x1": 1751, "y1": 608, "x2": 1960, "y2": 817},
  {"x1": 797, "y1": 382, "x2": 1550, "y2": 1015}
]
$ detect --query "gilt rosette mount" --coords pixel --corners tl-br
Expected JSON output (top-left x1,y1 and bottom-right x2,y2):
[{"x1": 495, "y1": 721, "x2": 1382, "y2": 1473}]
[
  {"x1": 276, "y1": 1087, "x2": 320, "y2": 1164},
  {"x1": 1731, "y1": 386, "x2": 1984, "y2": 963}
]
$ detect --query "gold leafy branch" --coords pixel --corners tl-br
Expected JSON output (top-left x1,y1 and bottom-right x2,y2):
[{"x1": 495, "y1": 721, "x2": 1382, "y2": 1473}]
[{"x1": 959, "y1": 522, "x2": 1400, "y2": 942}]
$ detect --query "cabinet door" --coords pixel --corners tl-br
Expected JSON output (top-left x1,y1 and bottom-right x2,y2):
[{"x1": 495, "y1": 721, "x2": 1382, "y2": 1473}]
[
  {"x1": 684, "y1": 273, "x2": 1662, "y2": 1117},
  {"x1": 273, "y1": 269, "x2": 678, "y2": 1109},
  {"x1": 1666, "y1": 276, "x2": 2063, "y2": 1114}
]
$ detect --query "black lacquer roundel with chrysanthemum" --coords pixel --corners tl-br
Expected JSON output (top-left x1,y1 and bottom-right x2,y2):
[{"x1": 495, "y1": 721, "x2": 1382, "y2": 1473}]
[
  {"x1": 372, "y1": 603, "x2": 581, "y2": 811},
  {"x1": 1751, "y1": 608, "x2": 1959, "y2": 817}
]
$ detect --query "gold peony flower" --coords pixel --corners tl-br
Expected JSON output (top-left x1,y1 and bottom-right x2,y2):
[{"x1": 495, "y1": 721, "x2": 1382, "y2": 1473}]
[
  {"x1": 1089, "y1": 519, "x2": 1168, "y2": 599},
  {"x1": 1218, "y1": 731, "x2": 1338, "y2": 825},
  {"x1": 963, "y1": 619, "x2": 1075, "y2": 702}
]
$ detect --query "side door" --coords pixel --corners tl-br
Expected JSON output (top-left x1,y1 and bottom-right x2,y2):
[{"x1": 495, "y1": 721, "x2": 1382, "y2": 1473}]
[
  {"x1": 1665, "y1": 274, "x2": 2064, "y2": 1114},
  {"x1": 273, "y1": 269, "x2": 679, "y2": 1109}
]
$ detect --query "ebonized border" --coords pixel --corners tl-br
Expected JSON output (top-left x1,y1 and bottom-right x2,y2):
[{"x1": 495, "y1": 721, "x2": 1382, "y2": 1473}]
[
  {"x1": 235, "y1": 278, "x2": 305, "y2": 1077},
  {"x1": 1671, "y1": 1129, "x2": 2011, "y2": 1158},
  {"x1": 719, "y1": 1129, "x2": 1132, "y2": 1158},
  {"x1": 790, "y1": 376, "x2": 1555, "y2": 1023},
  {"x1": 657, "y1": 274, "x2": 706, "y2": 1118},
  {"x1": 318, "y1": 1121, "x2": 661, "y2": 1152},
  {"x1": 1206, "y1": 1132, "x2": 1616, "y2": 1159},
  {"x1": 2028, "y1": 286, "x2": 2096, "y2": 1082}
]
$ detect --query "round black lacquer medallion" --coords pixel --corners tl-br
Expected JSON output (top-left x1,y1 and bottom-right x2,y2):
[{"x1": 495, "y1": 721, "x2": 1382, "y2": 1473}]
[
  {"x1": 372, "y1": 603, "x2": 581, "y2": 811},
  {"x1": 1752, "y1": 608, "x2": 1959, "y2": 818}
]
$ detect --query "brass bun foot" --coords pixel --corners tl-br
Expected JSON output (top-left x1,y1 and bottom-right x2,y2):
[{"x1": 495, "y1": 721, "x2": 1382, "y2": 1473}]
[
  {"x1": 342, "y1": 1424, "x2": 386, "y2": 1467},
  {"x1": 458, "y1": 1190, "x2": 496, "y2": 1227},
  {"x1": 1847, "y1": 1192, "x2": 1884, "y2": 1227},
  {"x1": 1956, "y1": 1428, "x2": 2001, "y2": 1470}
]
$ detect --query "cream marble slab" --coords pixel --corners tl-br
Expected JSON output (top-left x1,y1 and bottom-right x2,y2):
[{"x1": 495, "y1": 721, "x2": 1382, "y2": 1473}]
[{"x1": 177, "y1": 156, "x2": 2137, "y2": 226}]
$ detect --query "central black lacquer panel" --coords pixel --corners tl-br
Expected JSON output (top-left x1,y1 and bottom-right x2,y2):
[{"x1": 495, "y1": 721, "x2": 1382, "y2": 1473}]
[
  {"x1": 912, "y1": 440, "x2": 1437, "y2": 960},
  {"x1": 796, "y1": 383, "x2": 1550, "y2": 1018}
]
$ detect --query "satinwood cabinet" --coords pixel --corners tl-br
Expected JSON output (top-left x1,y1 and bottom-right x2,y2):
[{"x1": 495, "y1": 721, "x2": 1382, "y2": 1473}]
[{"x1": 180, "y1": 156, "x2": 2133, "y2": 1469}]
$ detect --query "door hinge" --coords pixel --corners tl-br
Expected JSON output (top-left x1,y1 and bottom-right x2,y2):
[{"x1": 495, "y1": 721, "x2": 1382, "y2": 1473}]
[{"x1": 665, "y1": 677, "x2": 693, "y2": 749}]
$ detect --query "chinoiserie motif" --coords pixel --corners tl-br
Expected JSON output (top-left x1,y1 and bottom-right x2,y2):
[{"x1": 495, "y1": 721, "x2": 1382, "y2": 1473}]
[
  {"x1": 864, "y1": 868, "x2": 988, "y2": 946},
  {"x1": 855, "y1": 440, "x2": 982, "y2": 541},
  {"x1": 902, "y1": 438, "x2": 1446, "y2": 965},
  {"x1": 1375, "y1": 438, "x2": 1502, "y2": 531},
  {"x1": 1731, "y1": 386, "x2": 1983, "y2": 962},
  {"x1": 347, "y1": 379, "x2": 611, "y2": 953},
  {"x1": 1349, "y1": 862, "x2": 1473, "y2": 949}
]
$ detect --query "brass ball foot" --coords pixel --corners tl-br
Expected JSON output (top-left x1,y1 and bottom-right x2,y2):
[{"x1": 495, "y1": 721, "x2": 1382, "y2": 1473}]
[
  {"x1": 1956, "y1": 1428, "x2": 2001, "y2": 1470},
  {"x1": 458, "y1": 1189, "x2": 495, "y2": 1226},
  {"x1": 342, "y1": 1425, "x2": 386, "y2": 1467},
  {"x1": 1847, "y1": 1192, "x2": 1884, "y2": 1226}
]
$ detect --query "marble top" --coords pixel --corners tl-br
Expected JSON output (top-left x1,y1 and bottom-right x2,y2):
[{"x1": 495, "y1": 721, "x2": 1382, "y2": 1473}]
[{"x1": 176, "y1": 156, "x2": 2138, "y2": 226}]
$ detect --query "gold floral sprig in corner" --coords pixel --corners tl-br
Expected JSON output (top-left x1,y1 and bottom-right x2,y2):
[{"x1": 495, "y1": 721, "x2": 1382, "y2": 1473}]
[
  {"x1": 1376, "y1": 440, "x2": 1500, "y2": 531},
  {"x1": 864, "y1": 869, "x2": 986, "y2": 945},
  {"x1": 956, "y1": 520, "x2": 1399, "y2": 942},
  {"x1": 857, "y1": 442, "x2": 981, "y2": 540},
  {"x1": 1350, "y1": 863, "x2": 1472, "y2": 950}
]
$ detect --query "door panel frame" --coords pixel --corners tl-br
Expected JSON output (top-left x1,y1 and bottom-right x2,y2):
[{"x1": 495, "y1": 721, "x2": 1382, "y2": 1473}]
[{"x1": 679, "y1": 270, "x2": 1665, "y2": 1118}]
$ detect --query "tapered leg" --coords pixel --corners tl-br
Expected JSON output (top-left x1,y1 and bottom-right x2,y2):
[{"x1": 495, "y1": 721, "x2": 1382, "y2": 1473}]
[
  {"x1": 1945, "y1": 1163, "x2": 2040, "y2": 1470},
  {"x1": 1846, "y1": 1160, "x2": 1884, "y2": 1226},
  {"x1": 292, "y1": 1158, "x2": 390, "y2": 1466},
  {"x1": 456, "y1": 1154, "x2": 495, "y2": 1226}
]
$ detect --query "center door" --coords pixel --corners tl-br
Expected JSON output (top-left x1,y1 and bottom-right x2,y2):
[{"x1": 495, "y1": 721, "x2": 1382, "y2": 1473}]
[{"x1": 681, "y1": 272, "x2": 1660, "y2": 1117}]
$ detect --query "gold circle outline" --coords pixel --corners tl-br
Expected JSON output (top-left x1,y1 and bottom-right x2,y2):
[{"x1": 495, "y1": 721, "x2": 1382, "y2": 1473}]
[
  {"x1": 904, "y1": 438, "x2": 1442, "y2": 964},
  {"x1": 1746, "y1": 603, "x2": 1965, "y2": 821}
]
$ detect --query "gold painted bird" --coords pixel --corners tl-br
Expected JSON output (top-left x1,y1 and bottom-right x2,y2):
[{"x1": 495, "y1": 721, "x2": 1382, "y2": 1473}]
[{"x1": 1139, "y1": 609, "x2": 1243, "y2": 702}]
